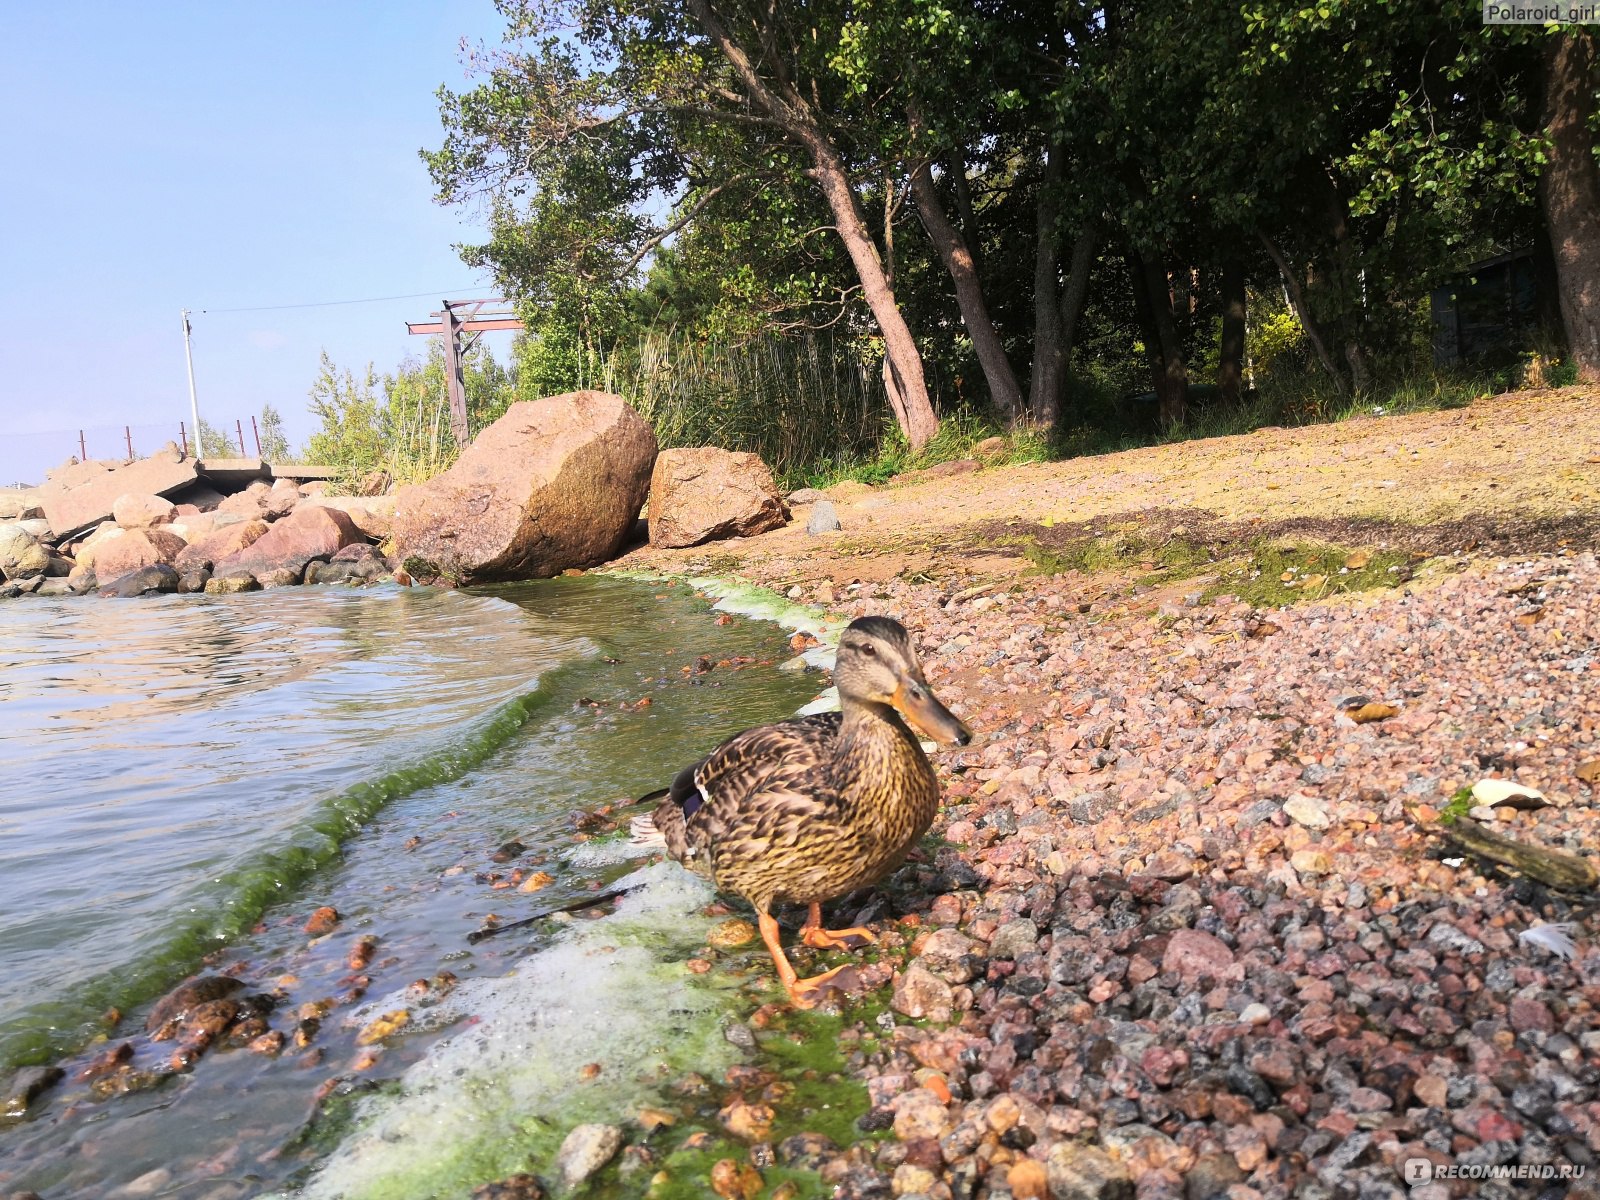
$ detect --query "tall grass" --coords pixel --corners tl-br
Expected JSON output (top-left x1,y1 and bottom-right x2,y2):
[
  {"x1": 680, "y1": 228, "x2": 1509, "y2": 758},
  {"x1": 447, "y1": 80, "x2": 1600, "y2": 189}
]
[{"x1": 592, "y1": 331, "x2": 890, "y2": 485}]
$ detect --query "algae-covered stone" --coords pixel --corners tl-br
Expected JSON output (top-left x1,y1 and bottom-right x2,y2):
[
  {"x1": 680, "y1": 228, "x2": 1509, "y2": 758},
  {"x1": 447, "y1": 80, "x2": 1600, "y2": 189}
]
[{"x1": 205, "y1": 571, "x2": 261, "y2": 595}]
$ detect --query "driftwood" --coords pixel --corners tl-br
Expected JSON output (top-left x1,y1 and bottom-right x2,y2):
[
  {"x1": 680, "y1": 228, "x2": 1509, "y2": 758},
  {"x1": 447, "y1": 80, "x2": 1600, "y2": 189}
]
[
  {"x1": 1411, "y1": 805, "x2": 1598, "y2": 891},
  {"x1": 466, "y1": 888, "x2": 626, "y2": 944}
]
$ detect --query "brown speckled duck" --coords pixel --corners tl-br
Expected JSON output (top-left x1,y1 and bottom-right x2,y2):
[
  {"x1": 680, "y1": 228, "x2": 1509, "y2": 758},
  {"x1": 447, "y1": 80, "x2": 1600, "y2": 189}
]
[{"x1": 631, "y1": 616, "x2": 971, "y2": 1007}]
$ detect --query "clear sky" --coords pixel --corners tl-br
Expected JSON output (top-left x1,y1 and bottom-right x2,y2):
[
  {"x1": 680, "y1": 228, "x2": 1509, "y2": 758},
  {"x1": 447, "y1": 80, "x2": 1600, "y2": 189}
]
[{"x1": 0, "y1": 1, "x2": 520, "y2": 486}]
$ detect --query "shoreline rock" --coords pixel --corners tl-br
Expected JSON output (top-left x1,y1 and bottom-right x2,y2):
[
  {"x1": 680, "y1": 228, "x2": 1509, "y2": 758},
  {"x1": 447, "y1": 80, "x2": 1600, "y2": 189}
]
[{"x1": 392, "y1": 391, "x2": 657, "y2": 584}]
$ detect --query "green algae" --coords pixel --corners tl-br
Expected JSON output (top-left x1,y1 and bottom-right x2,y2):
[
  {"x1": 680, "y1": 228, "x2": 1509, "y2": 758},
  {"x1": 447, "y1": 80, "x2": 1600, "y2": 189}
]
[
  {"x1": 1, "y1": 676, "x2": 568, "y2": 1072},
  {"x1": 1023, "y1": 531, "x2": 1415, "y2": 608}
]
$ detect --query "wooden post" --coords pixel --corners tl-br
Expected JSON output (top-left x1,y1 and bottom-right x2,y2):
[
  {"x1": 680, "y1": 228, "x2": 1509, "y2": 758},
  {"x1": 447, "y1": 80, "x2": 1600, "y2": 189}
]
[
  {"x1": 251, "y1": 415, "x2": 262, "y2": 457},
  {"x1": 235, "y1": 420, "x2": 246, "y2": 457},
  {"x1": 180, "y1": 422, "x2": 189, "y2": 457},
  {"x1": 125, "y1": 426, "x2": 133, "y2": 459},
  {"x1": 79, "y1": 430, "x2": 86, "y2": 461},
  {"x1": 441, "y1": 304, "x2": 470, "y2": 447},
  {"x1": 405, "y1": 299, "x2": 518, "y2": 449}
]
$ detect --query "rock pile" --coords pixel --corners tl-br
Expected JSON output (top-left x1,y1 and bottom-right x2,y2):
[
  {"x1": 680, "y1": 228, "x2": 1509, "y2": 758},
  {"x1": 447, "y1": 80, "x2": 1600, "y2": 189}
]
[
  {"x1": 770, "y1": 552, "x2": 1600, "y2": 1200},
  {"x1": 4, "y1": 393, "x2": 800, "y2": 598},
  {"x1": 0, "y1": 475, "x2": 397, "y2": 600}
]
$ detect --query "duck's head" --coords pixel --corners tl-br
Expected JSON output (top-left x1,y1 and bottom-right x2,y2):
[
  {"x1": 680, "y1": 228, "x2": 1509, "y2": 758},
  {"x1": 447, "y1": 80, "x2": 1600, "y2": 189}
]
[{"x1": 834, "y1": 616, "x2": 972, "y2": 746}]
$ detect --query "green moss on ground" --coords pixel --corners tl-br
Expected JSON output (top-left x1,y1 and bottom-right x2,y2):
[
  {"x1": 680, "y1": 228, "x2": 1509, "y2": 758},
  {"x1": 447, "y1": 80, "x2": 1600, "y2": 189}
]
[{"x1": 1023, "y1": 530, "x2": 1416, "y2": 608}]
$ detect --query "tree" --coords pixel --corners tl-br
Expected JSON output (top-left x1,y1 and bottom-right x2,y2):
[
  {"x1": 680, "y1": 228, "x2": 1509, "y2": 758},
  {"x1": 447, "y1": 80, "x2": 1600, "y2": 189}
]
[
  {"x1": 426, "y1": 0, "x2": 944, "y2": 447},
  {"x1": 198, "y1": 418, "x2": 237, "y2": 459},
  {"x1": 1542, "y1": 29, "x2": 1600, "y2": 381},
  {"x1": 257, "y1": 404, "x2": 291, "y2": 461}
]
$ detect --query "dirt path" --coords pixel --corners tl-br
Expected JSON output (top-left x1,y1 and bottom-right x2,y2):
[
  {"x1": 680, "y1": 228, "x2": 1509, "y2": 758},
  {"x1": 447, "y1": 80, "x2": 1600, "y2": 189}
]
[{"x1": 617, "y1": 385, "x2": 1600, "y2": 593}]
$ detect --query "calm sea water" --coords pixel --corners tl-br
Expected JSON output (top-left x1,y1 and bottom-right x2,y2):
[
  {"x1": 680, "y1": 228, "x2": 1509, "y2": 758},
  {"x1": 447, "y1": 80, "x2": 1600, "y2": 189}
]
[{"x1": 0, "y1": 577, "x2": 820, "y2": 1198}]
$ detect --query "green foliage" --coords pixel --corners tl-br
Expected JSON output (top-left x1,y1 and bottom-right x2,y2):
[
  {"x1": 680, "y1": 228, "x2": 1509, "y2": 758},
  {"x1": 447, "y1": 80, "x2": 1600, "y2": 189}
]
[
  {"x1": 599, "y1": 330, "x2": 889, "y2": 485},
  {"x1": 197, "y1": 418, "x2": 237, "y2": 459},
  {"x1": 302, "y1": 344, "x2": 518, "y2": 490},
  {"x1": 257, "y1": 404, "x2": 291, "y2": 461},
  {"x1": 1439, "y1": 786, "x2": 1475, "y2": 825}
]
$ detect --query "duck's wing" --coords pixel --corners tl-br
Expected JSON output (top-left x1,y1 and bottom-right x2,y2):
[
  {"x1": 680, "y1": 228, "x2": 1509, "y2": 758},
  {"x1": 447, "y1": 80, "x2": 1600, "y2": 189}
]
[{"x1": 647, "y1": 712, "x2": 843, "y2": 861}]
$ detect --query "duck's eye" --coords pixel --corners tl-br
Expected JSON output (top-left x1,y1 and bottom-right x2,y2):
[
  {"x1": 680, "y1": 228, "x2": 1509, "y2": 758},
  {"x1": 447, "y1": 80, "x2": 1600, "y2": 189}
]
[{"x1": 859, "y1": 643, "x2": 875, "y2": 656}]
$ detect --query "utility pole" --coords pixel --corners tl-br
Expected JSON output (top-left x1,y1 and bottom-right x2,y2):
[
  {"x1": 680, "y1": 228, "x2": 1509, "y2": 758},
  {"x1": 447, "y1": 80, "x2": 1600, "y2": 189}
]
[
  {"x1": 181, "y1": 309, "x2": 202, "y2": 461},
  {"x1": 406, "y1": 299, "x2": 520, "y2": 447}
]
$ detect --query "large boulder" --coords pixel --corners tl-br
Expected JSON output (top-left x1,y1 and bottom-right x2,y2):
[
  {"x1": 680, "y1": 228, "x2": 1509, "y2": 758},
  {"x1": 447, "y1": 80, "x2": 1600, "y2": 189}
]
[
  {"x1": 38, "y1": 444, "x2": 197, "y2": 539},
  {"x1": 392, "y1": 392, "x2": 657, "y2": 583},
  {"x1": 213, "y1": 506, "x2": 360, "y2": 579},
  {"x1": 216, "y1": 481, "x2": 272, "y2": 519},
  {"x1": 113, "y1": 493, "x2": 178, "y2": 530},
  {"x1": 87, "y1": 528, "x2": 187, "y2": 581},
  {"x1": 298, "y1": 495, "x2": 393, "y2": 542},
  {"x1": 0, "y1": 524, "x2": 39, "y2": 578},
  {"x1": 100, "y1": 563, "x2": 181, "y2": 598},
  {"x1": 175, "y1": 519, "x2": 270, "y2": 573},
  {"x1": 646, "y1": 448, "x2": 789, "y2": 548},
  {"x1": 265, "y1": 479, "x2": 301, "y2": 518}
]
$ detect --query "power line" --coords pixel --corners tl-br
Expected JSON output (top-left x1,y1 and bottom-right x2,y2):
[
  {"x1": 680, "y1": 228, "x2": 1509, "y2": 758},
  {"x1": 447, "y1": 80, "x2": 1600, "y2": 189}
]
[{"x1": 199, "y1": 287, "x2": 490, "y2": 315}]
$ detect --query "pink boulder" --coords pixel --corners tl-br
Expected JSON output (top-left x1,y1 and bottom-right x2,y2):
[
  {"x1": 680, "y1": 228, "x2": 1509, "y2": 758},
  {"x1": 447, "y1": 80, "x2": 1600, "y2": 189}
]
[
  {"x1": 392, "y1": 391, "x2": 657, "y2": 583},
  {"x1": 214, "y1": 506, "x2": 360, "y2": 579},
  {"x1": 90, "y1": 528, "x2": 188, "y2": 580},
  {"x1": 175, "y1": 519, "x2": 270, "y2": 573},
  {"x1": 113, "y1": 493, "x2": 178, "y2": 530},
  {"x1": 647, "y1": 447, "x2": 788, "y2": 548},
  {"x1": 217, "y1": 481, "x2": 272, "y2": 518}
]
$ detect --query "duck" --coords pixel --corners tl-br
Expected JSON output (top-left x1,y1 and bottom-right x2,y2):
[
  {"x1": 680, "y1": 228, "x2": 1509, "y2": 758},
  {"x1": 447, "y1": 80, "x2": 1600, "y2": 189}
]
[{"x1": 630, "y1": 616, "x2": 971, "y2": 1007}]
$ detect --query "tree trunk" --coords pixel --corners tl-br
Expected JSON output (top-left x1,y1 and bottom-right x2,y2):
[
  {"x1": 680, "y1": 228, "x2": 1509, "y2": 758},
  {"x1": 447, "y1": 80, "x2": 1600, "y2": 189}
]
[
  {"x1": 1138, "y1": 255, "x2": 1189, "y2": 427},
  {"x1": 911, "y1": 161, "x2": 1024, "y2": 425},
  {"x1": 1259, "y1": 232, "x2": 1347, "y2": 394},
  {"x1": 1319, "y1": 177, "x2": 1372, "y2": 394},
  {"x1": 1060, "y1": 226, "x2": 1096, "y2": 365},
  {"x1": 945, "y1": 150, "x2": 983, "y2": 279},
  {"x1": 684, "y1": 0, "x2": 940, "y2": 447},
  {"x1": 1543, "y1": 29, "x2": 1600, "y2": 381},
  {"x1": 1129, "y1": 253, "x2": 1165, "y2": 412},
  {"x1": 1218, "y1": 258, "x2": 1247, "y2": 405},
  {"x1": 1029, "y1": 147, "x2": 1065, "y2": 430}
]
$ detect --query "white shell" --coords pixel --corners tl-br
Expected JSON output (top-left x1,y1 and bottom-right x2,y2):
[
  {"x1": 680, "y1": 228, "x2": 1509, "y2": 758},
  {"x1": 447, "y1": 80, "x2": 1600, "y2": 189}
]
[{"x1": 1470, "y1": 778, "x2": 1547, "y2": 807}]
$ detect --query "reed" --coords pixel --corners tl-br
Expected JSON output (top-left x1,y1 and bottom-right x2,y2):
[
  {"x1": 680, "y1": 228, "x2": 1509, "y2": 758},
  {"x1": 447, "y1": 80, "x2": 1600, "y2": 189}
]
[{"x1": 592, "y1": 330, "x2": 890, "y2": 485}]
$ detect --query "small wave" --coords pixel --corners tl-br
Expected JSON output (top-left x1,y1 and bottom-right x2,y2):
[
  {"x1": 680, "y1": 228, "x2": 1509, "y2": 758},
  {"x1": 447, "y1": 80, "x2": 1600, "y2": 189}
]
[{"x1": 0, "y1": 588, "x2": 598, "y2": 1071}]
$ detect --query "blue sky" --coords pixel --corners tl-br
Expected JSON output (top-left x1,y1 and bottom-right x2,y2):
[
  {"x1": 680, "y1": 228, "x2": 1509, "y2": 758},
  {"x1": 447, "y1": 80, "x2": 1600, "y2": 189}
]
[{"x1": 0, "y1": 2, "x2": 522, "y2": 485}]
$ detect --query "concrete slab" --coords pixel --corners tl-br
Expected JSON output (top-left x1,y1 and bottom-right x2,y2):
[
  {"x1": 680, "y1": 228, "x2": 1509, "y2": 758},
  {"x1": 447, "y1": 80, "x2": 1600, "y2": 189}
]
[
  {"x1": 196, "y1": 458, "x2": 269, "y2": 488},
  {"x1": 39, "y1": 452, "x2": 199, "y2": 540}
]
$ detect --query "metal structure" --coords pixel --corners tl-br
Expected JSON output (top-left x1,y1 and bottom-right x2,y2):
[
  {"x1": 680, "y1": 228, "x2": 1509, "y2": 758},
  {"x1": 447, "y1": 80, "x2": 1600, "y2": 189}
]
[
  {"x1": 406, "y1": 299, "x2": 522, "y2": 447},
  {"x1": 181, "y1": 309, "x2": 201, "y2": 457}
]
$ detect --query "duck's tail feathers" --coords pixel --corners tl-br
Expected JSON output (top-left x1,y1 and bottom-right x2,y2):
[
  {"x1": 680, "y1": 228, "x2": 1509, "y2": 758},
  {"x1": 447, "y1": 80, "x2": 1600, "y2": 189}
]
[
  {"x1": 629, "y1": 786, "x2": 671, "y2": 809},
  {"x1": 629, "y1": 812, "x2": 669, "y2": 849}
]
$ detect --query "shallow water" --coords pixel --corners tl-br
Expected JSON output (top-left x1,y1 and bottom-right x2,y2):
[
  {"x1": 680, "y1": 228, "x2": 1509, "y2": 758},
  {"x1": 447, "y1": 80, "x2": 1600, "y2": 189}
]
[{"x1": 0, "y1": 576, "x2": 825, "y2": 1199}]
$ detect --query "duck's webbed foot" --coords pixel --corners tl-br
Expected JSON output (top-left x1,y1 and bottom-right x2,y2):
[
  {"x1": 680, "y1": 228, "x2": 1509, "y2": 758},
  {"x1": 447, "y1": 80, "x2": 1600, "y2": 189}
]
[
  {"x1": 786, "y1": 963, "x2": 862, "y2": 1009},
  {"x1": 799, "y1": 901, "x2": 878, "y2": 950},
  {"x1": 757, "y1": 910, "x2": 863, "y2": 1009}
]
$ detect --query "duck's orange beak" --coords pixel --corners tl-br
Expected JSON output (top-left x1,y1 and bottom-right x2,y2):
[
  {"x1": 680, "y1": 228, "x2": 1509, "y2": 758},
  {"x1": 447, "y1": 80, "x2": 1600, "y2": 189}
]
[{"x1": 891, "y1": 680, "x2": 972, "y2": 746}]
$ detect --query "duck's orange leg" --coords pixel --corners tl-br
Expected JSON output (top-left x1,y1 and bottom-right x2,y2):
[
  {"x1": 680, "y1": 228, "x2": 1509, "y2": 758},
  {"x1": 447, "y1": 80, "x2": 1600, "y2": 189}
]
[
  {"x1": 799, "y1": 901, "x2": 877, "y2": 950},
  {"x1": 757, "y1": 911, "x2": 856, "y2": 1009}
]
